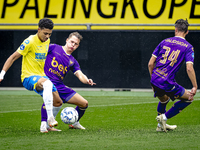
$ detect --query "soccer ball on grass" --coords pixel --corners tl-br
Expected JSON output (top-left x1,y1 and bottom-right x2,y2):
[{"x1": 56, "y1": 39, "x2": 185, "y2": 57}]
[{"x1": 60, "y1": 107, "x2": 79, "y2": 124}]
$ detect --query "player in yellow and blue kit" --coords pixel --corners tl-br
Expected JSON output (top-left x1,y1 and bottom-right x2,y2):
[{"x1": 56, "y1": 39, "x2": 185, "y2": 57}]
[{"x1": 0, "y1": 18, "x2": 62, "y2": 132}]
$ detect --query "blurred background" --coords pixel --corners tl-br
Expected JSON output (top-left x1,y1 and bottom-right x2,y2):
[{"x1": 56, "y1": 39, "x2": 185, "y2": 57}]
[{"x1": 0, "y1": 0, "x2": 199, "y2": 89}]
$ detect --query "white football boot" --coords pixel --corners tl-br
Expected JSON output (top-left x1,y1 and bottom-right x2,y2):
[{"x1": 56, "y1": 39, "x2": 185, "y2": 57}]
[
  {"x1": 40, "y1": 121, "x2": 48, "y2": 133},
  {"x1": 156, "y1": 124, "x2": 177, "y2": 132},
  {"x1": 47, "y1": 116, "x2": 58, "y2": 127},
  {"x1": 69, "y1": 121, "x2": 86, "y2": 130},
  {"x1": 156, "y1": 114, "x2": 167, "y2": 132}
]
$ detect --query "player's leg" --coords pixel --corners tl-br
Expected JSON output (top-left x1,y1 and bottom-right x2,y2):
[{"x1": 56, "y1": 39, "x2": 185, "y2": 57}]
[
  {"x1": 157, "y1": 86, "x2": 193, "y2": 132},
  {"x1": 52, "y1": 91, "x2": 63, "y2": 118},
  {"x1": 152, "y1": 84, "x2": 177, "y2": 132},
  {"x1": 165, "y1": 88, "x2": 192, "y2": 120},
  {"x1": 36, "y1": 77, "x2": 62, "y2": 127},
  {"x1": 22, "y1": 75, "x2": 61, "y2": 132},
  {"x1": 157, "y1": 95, "x2": 170, "y2": 115},
  {"x1": 40, "y1": 91, "x2": 63, "y2": 132},
  {"x1": 68, "y1": 93, "x2": 88, "y2": 120},
  {"x1": 67, "y1": 93, "x2": 88, "y2": 129}
]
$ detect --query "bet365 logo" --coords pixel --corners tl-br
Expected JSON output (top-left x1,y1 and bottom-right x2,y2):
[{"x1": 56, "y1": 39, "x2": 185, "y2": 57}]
[{"x1": 51, "y1": 57, "x2": 68, "y2": 74}]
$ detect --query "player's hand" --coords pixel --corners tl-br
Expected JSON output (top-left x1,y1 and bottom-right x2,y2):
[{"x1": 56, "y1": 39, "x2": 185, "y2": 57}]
[
  {"x1": 188, "y1": 87, "x2": 197, "y2": 101},
  {"x1": 87, "y1": 79, "x2": 96, "y2": 86}
]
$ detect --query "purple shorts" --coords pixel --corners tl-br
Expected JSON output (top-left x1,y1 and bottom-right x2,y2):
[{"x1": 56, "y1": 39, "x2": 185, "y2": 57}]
[
  {"x1": 151, "y1": 82, "x2": 185, "y2": 101},
  {"x1": 53, "y1": 82, "x2": 76, "y2": 103}
]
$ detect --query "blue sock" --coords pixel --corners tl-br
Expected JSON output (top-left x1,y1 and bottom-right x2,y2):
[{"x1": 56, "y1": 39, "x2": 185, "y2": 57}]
[
  {"x1": 165, "y1": 100, "x2": 192, "y2": 119},
  {"x1": 75, "y1": 106, "x2": 88, "y2": 121},
  {"x1": 157, "y1": 99, "x2": 169, "y2": 115}
]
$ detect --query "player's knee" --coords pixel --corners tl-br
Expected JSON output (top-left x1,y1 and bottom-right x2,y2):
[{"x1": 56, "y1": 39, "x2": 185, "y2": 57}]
[
  {"x1": 53, "y1": 92, "x2": 63, "y2": 106},
  {"x1": 56, "y1": 100, "x2": 63, "y2": 106},
  {"x1": 82, "y1": 100, "x2": 88, "y2": 108}
]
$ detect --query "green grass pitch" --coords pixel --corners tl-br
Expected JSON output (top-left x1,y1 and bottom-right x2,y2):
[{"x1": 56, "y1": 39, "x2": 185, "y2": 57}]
[{"x1": 0, "y1": 90, "x2": 200, "y2": 150}]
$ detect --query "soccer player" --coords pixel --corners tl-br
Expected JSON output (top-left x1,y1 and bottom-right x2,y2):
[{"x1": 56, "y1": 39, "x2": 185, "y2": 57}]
[
  {"x1": 0, "y1": 18, "x2": 63, "y2": 131},
  {"x1": 148, "y1": 19, "x2": 197, "y2": 132},
  {"x1": 40, "y1": 32, "x2": 96, "y2": 132}
]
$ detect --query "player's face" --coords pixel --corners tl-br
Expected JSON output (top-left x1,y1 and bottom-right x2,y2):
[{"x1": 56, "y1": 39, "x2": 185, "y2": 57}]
[
  {"x1": 66, "y1": 35, "x2": 80, "y2": 53},
  {"x1": 37, "y1": 28, "x2": 52, "y2": 42}
]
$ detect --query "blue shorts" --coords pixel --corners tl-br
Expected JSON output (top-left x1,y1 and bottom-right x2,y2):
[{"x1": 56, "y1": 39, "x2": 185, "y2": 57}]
[
  {"x1": 53, "y1": 81, "x2": 76, "y2": 103},
  {"x1": 22, "y1": 75, "x2": 57, "y2": 96},
  {"x1": 151, "y1": 83, "x2": 185, "y2": 101}
]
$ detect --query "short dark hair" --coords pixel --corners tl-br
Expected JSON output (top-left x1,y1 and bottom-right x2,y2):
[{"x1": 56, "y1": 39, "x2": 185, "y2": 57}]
[
  {"x1": 175, "y1": 19, "x2": 189, "y2": 33},
  {"x1": 38, "y1": 18, "x2": 54, "y2": 30},
  {"x1": 68, "y1": 32, "x2": 83, "y2": 41}
]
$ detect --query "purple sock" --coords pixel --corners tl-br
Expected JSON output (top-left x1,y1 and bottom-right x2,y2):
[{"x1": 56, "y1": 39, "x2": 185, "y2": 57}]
[
  {"x1": 75, "y1": 106, "x2": 88, "y2": 121},
  {"x1": 157, "y1": 100, "x2": 169, "y2": 115},
  {"x1": 41, "y1": 103, "x2": 47, "y2": 122},
  {"x1": 165, "y1": 100, "x2": 192, "y2": 119}
]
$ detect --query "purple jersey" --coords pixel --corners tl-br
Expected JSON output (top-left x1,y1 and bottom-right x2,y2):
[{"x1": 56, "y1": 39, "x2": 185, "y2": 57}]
[
  {"x1": 151, "y1": 36, "x2": 194, "y2": 90},
  {"x1": 44, "y1": 44, "x2": 80, "y2": 84}
]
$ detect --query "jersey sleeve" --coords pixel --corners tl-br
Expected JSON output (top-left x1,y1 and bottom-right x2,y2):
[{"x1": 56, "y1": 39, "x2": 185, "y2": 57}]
[
  {"x1": 70, "y1": 59, "x2": 81, "y2": 73},
  {"x1": 17, "y1": 38, "x2": 31, "y2": 56},
  {"x1": 152, "y1": 40, "x2": 164, "y2": 57},
  {"x1": 185, "y1": 46, "x2": 194, "y2": 64}
]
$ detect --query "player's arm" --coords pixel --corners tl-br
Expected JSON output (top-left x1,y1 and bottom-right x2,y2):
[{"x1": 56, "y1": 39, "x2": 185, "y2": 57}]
[
  {"x1": 74, "y1": 70, "x2": 96, "y2": 86},
  {"x1": 148, "y1": 55, "x2": 156, "y2": 78},
  {"x1": 0, "y1": 51, "x2": 22, "y2": 82},
  {"x1": 186, "y1": 63, "x2": 198, "y2": 100}
]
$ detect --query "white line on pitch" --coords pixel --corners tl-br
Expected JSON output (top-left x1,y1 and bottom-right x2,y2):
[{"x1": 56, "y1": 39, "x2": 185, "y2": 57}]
[
  {"x1": 1, "y1": 99, "x2": 199, "y2": 114},
  {"x1": 0, "y1": 101, "x2": 158, "y2": 113}
]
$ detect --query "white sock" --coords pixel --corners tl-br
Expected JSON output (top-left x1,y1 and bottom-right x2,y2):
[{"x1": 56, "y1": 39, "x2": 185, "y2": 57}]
[
  {"x1": 162, "y1": 114, "x2": 168, "y2": 121},
  {"x1": 43, "y1": 80, "x2": 53, "y2": 120},
  {"x1": 53, "y1": 105, "x2": 62, "y2": 119},
  {"x1": 41, "y1": 121, "x2": 47, "y2": 127}
]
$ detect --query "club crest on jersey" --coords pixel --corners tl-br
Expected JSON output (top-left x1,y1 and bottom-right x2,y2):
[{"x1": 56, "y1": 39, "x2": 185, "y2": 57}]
[
  {"x1": 20, "y1": 44, "x2": 25, "y2": 50},
  {"x1": 33, "y1": 77, "x2": 37, "y2": 81},
  {"x1": 69, "y1": 60, "x2": 74, "y2": 66}
]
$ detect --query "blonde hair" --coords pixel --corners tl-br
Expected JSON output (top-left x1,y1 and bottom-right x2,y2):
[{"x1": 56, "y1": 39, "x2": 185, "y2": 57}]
[{"x1": 68, "y1": 32, "x2": 83, "y2": 41}]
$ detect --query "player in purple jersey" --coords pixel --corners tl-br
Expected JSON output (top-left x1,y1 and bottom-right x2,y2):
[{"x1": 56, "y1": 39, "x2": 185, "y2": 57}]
[
  {"x1": 40, "y1": 32, "x2": 96, "y2": 132},
  {"x1": 148, "y1": 19, "x2": 197, "y2": 132}
]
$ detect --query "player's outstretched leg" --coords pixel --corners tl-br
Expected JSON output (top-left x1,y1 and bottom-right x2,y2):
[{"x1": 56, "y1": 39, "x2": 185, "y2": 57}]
[{"x1": 165, "y1": 100, "x2": 192, "y2": 119}]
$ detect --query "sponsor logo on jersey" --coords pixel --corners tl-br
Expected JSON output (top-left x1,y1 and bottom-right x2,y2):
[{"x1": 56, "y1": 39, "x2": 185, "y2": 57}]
[
  {"x1": 192, "y1": 53, "x2": 194, "y2": 58},
  {"x1": 35, "y1": 53, "x2": 46, "y2": 60},
  {"x1": 24, "y1": 40, "x2": 29, "y2": 44},
  {"x1": 20, "y1": 44, "x2": 25, "y2": 50}
]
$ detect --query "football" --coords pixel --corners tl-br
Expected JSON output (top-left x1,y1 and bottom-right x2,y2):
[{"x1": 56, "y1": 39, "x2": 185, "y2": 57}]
[{"x1": 60, "y1": 107, "x2": 79, "y2": 124}]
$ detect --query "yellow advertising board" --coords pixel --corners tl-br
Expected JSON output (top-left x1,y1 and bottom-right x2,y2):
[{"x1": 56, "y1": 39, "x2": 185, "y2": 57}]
[{"x1": 0, "y1": 0, "x2": 200, "y2": 30}]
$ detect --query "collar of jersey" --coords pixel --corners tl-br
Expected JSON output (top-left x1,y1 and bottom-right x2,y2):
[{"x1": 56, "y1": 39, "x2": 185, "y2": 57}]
[
  {"x1": 62, "y1": 46, "x2": 71, "y2": 56},
  {"x1": 175, "y1": 36, "x2": 185, "y2": 40}
]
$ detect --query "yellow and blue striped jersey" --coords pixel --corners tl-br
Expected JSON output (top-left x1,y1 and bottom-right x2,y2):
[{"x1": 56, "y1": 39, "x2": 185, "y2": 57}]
[{"x1": 17, "y1": 34, "x2": 50, "y2": 82}]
